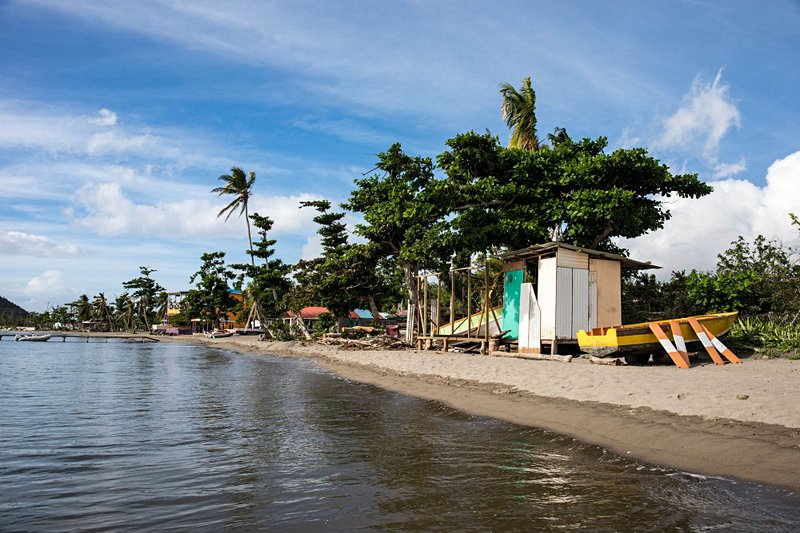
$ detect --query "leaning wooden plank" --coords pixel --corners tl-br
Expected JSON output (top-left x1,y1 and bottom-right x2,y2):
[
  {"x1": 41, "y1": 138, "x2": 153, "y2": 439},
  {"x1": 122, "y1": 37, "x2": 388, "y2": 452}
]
[
  {"x1": 700, "y1": 323, "x2": 742, "y2": 364},
  {"x1": 648, "y1": 323, "x2": 690, "y2": 368},
  {"x1": 687, "y1": 317, "x2": 725, "y2": 365}
]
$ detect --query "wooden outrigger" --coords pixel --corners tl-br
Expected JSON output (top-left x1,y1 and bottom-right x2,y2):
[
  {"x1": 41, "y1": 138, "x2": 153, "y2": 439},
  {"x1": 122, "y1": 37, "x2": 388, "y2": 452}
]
[{"x1": 577, "y1": 312, "x2": 741, "y2": 368}]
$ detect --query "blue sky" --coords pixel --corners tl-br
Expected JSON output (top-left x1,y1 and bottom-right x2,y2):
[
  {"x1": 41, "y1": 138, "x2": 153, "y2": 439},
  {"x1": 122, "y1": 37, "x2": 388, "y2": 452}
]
[{"x1": 1, "y1": 0, "x2": 799, "y2": 312}]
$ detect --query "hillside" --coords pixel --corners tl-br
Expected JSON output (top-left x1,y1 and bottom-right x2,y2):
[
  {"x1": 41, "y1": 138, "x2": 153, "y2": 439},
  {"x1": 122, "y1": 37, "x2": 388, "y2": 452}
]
[{"x1": 0, "y1": 295, "x2": 28, "y2": 317}]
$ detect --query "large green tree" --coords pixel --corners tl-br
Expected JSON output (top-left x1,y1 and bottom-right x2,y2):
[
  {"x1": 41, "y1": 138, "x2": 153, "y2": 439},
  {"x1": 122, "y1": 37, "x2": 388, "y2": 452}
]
[
  {"x1": 188, "y1": 252, "x2": 236, "y2": 330},
  {"x1": 213, "y1": 167, "x2": 257, "y2": 266},
  {"x1": 294, "y1": 200, "x2": 391, "y2": 330},
  {"x1": 438, "y1": 132, "x2": 713, "y2": 251},
  {"x1": 231, "y1": 213, "x2": 292, "y2": 333},
  {"x1": 345, "y1": 144, "x2": 452, "y2": 333},
  {"x1": 122, "y1": 267, "x2": 164, "y2": 331}
]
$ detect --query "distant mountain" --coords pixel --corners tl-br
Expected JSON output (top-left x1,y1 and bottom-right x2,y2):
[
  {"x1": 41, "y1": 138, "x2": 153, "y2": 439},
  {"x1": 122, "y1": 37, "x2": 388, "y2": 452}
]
[{"x1": 0, "y1": 295, "x2": 28, "y2": 317}]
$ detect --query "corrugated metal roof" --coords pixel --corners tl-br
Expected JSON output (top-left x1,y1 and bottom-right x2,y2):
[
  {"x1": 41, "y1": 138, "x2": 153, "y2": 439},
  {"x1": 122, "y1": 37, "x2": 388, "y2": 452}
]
[{"x1": 500, "y1": 242, "x2": 659, "y2": 270}]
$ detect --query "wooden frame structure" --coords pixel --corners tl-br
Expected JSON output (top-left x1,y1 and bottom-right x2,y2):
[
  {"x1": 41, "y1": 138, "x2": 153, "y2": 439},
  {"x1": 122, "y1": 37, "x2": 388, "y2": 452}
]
[{"x1": 414, "y1": 262, "x2": 506, "y2": 354}]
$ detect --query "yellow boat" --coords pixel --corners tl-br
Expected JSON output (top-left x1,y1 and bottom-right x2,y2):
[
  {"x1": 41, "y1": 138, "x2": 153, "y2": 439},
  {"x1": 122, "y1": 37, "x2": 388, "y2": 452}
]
[{"x1": 577, "y1": 312, "x2": 738, "y2": 357}]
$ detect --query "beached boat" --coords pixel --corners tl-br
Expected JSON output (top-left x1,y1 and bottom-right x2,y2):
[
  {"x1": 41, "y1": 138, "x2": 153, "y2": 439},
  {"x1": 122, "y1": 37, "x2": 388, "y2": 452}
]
[
  {"x1": 577, "y1": 312, "x2": 738, "y2": 357},
  {"x1": 15, "y1": 333, "x2": 52, "y2": 342},
  {"x1": 208, "y1": 329, "x2": 234, "y2": 339}
]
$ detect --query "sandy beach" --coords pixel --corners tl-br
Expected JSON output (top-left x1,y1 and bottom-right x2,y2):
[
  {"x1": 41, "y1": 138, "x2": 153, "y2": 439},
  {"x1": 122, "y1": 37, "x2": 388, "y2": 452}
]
[{"x1": 161, "y1": 334, "x2": 800, "y2": 491}]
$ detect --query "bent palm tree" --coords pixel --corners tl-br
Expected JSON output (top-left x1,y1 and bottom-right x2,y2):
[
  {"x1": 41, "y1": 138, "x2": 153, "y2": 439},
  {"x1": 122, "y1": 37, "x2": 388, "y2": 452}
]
[
  {"x1": 500, "y1": 76, "x2": 540, "y2": 151},
  {"x1": 213, "y1": 167, "x2": 257, "y2": 266}
]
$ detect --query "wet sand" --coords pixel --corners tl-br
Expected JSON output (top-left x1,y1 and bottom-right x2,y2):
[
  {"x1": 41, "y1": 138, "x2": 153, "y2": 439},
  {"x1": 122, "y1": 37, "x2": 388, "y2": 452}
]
[{"x1": 164, "y1": 334, "x2": 800, "y2": 491}]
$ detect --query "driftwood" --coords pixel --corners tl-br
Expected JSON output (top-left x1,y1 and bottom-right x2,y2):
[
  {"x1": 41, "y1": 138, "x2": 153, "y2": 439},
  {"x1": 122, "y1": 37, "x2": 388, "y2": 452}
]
[
  {"x1": 318, "y1": 334, "x2": 409, "y2": 351},
  {"x1": 492, "y1": 351, "x2": 572, "y2": 362},
  {"x1": 588, "y1": 356, "x2": 623, "y2": 366}
]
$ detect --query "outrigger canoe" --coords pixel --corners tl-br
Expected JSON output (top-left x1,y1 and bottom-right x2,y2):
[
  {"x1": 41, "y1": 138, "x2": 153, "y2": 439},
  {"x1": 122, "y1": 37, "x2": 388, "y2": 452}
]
[{"x1": 577, "y1": 312, "x2": 738, "y2": 357}]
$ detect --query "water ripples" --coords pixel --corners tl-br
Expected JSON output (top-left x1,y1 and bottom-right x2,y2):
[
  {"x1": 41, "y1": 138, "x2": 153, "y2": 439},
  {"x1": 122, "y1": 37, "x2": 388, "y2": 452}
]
[{"x1": 1, "y1": 340, "x2": 798, "y2": 531}]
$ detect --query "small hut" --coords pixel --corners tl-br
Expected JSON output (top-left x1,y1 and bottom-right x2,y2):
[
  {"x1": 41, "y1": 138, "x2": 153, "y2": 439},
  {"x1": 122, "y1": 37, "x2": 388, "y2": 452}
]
[{"x1": 500, "y1": 243, "x2": 658, "y2": 355}]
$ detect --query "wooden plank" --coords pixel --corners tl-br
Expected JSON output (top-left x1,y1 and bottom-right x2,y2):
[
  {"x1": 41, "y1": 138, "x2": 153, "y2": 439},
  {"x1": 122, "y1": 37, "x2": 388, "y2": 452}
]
[
  {"x1": 572, "y1": 268, "x2": 589, "y2": 336},
  {"x1": 557, "y1": 247, "x2": 589, "y2": 269},
  {"x1": 555, "y1": 267, "x2": 573, "y2": 339},
  {"x1": 537, "y1": 258, "x2": 557, "y2": 340},
  {"x1": 648, "y1": 323, "x2": 690, "y2": 368},
  {"x1": 669, "y1": 320, "x2": 690, "y2": 367},
  {"x1": 687, "y1": 317, "x2": 725, "y2": 365},
  {"x1": 701, "y1": 323, "x2": 742, "y2": 364}
]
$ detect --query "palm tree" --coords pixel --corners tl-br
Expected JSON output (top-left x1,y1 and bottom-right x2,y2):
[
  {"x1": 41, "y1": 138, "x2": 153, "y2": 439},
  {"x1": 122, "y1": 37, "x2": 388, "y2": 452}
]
[
  {"x1": 92, "y1": 292, "x2": 113, "y2": 331},
  {"x1": 499, "y1": 76, "x2": 540, "y2": 151},
  {"x1": 72, "y1": 294, "x2": 92, "y2": 324},
  {"x1": 547, "y1": 127, "x2": 570, "y2": 147},
  {"x1": 213, "y1": 167, "x2": 257, "y2": 266}
]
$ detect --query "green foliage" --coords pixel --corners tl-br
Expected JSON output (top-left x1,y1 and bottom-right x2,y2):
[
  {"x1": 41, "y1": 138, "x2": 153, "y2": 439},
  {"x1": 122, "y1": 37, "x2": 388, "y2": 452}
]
[
  {"x1": 438, "y1": 132, "x2": 712, "y2": 252},
  {"x1": 683, "y1": 236, "x2": 800, "y2": 314},
  {"x1": 122, "y1": 267, "x2": 164, "y2": 330},
  {"x1": 728, "y1": 316, "x2": 800, "y2": 355},
  {"x1": 500, "y1": 76, "x2": 540, "y2": 151},
  {"x1": 292, "y1": 201, "x2": 397, "y2": 323},
  {"x1": 231, "y1": 213, "x2": 292, "y2": 318},
  {"x1": 313, "y1": 312, "x2": 337, "y2": 334},
  {"x1": 188, "y1": 252, "x2": 236, "y2": 329},
  {"x1": 624, "y1": 235, "x2": 800, "y2": 322}
]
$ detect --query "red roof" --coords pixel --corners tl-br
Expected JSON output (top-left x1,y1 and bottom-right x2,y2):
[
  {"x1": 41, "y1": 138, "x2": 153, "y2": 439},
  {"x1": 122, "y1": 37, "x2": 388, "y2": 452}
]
[{"x1": 288, "y1": 306, "x2": 330, "y2": 319}]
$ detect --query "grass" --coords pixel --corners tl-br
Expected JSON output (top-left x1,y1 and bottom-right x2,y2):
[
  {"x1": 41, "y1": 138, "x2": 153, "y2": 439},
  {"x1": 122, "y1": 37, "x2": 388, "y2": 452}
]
[{"x1": 728, "y1": 315, "x2": 800, "y2": 357}]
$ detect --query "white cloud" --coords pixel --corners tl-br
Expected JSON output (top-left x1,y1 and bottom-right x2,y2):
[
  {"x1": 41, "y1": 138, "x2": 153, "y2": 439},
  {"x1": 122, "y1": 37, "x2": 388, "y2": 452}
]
[
  {"x1": 86, "y1": 130, "x2": 153, "y2": 155},
  {"x1": 300, "y1": 234, "x2": 323, "y2": 260},
  {"x1": 90, "y1": 108, "x2": 117, "y2": 126},
  {"x1": 74, "y1": 182, "x2": 323, "y2": 237},
  {"x1": 0, "y1": 230, "x2": 84, "y2": 257},
  {"x1": 621, "y1": 150, "x2": 800, "y2": 275},
  {"x1": 712, "y1": 158, "x2": 747, "y2": 179},
  {"x1": 655, "y1": 70, "x2": 741, "y2": 162},
  {"x1": 24, "y1": 270, "x2": 66, "y2": 296}
]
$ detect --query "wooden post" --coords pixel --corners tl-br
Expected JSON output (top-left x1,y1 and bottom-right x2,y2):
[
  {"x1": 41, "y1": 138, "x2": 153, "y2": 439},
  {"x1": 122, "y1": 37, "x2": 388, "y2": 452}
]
[
  {"x1": 436, "y1": 276, "x2": 441, "y2": 334},
  {"x1": 484, "y1": 265, "x2": 489, "y2": 346},
  {"x1": 467, "y1": 271, "x2": 472, "y2": 339},
  {"x1": 450, "y1": 268, "x2": 455, "y2": 336}
]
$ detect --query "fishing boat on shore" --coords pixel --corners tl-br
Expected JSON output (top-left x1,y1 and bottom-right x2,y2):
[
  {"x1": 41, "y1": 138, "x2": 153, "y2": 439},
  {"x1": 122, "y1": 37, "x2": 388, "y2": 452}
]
[
  {"x1": 208, "y1": 329, "x2": 234, "y2": 339},
  {"x1": 15, "y1": 333, "x2": 52, "y2": 342},
  {"x1": 577, "y1": 312, "x2": 738, "y2": 359}
]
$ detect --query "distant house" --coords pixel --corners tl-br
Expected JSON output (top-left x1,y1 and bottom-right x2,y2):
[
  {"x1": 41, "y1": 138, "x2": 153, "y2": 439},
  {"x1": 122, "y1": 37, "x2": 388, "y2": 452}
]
[{"x1": 286, "y1": 306, "x2": 331, "y2": 329}]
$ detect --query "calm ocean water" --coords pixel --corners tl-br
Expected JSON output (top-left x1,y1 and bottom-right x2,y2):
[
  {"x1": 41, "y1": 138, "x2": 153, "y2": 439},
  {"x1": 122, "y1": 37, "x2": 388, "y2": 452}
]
[{"x1": 0, "y1": 337, "x2": 798, "y2": 531}]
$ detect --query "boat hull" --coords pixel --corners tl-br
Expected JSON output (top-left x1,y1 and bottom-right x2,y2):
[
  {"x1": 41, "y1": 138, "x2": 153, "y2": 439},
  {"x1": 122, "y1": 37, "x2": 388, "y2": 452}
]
[
  {"x1": 577, "y1": 312, "x2": 737, "y2": 357},
  {"x1": 16, "y1": 334, "x2": 52, "y2": 342}
]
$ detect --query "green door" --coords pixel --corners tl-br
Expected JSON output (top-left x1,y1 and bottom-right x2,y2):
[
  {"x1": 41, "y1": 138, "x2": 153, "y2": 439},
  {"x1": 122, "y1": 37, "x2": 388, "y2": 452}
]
[{"x1": 502, "y1": 269, "x2": 524, "y2": 339}]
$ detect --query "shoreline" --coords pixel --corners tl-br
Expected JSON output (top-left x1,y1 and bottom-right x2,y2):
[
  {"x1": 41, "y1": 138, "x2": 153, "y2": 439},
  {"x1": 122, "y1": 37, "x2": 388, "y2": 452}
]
[{"x1": 65, "y1": 332, "x2": 800, "y2": 491}]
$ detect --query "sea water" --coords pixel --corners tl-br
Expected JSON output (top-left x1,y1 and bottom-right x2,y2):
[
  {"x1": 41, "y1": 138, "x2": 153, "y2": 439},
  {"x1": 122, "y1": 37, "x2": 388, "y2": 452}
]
[{"x1": 1, "y1": 338, "x2": 798, "y2": 531}]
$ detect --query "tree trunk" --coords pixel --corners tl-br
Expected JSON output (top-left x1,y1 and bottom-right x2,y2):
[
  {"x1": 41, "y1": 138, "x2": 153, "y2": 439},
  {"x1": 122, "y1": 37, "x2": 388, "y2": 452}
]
[
  {"x1": 403, "y1": 261, "x2": 420, "y2": 341},
  {"x1": 244, "y1": 203, "x2": 255, "y2": 267},
  {"x1": 367, "y1": 295, "x2": 383, "y2": 325},
  {"x1": 291, "y1": 309, "x2": 313, "y2": 340}
]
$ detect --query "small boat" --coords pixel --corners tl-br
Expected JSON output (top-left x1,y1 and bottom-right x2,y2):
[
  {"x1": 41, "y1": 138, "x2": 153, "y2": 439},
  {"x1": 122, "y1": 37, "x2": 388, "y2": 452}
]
[
  {"x1": 15, "y1": 333, "x2": 52, "y2": 342},
  {"x1": 577, "y1": 312, "x2": 738, "y2": 357},
  {"x1": 208, "y1": 329, "x2": 234, "y2": 339}
]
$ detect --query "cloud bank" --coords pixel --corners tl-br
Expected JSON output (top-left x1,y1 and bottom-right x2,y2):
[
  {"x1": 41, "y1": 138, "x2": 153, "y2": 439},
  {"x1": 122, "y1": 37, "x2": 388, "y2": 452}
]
[{"x1": 621, "y1": 150, "x2": 800, "y2": 275}]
